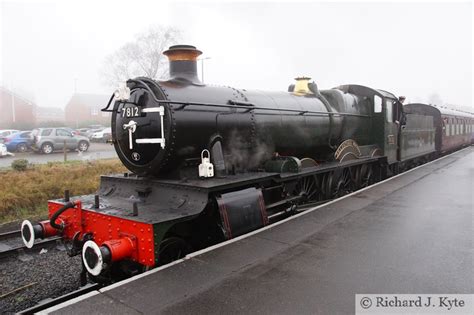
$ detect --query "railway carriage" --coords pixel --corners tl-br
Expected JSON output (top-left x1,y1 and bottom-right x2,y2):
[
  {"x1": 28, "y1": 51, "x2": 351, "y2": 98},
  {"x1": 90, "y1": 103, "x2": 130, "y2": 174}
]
[{"x1": 437, "y1": 107, "x2": 474, "y2": 152}]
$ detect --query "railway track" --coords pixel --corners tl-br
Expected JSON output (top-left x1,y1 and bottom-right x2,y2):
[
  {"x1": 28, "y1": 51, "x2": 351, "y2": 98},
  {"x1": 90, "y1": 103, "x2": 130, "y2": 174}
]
[
  {"x1": 0, "y1": 229, "x2": 21, "y2": 241},
  {"x1": 0, "y1": 229, "x2": 62, "y2": 260},
  {"x1": 17, "y1": 283, "x2": 101, "y2": 314}
]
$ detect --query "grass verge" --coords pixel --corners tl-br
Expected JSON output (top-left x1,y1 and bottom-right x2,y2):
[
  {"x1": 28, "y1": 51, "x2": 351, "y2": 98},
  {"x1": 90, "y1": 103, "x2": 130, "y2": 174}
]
[{"x1": 0, "y1": 159, "x2": 126, "y2": 224}]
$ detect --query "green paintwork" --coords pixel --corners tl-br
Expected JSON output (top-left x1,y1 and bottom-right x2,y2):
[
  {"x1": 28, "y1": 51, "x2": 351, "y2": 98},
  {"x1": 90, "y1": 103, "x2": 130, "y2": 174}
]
[
  {"x1": 400, "y1": 114, "x2": 436, "y2": 161},
  {"x1": 383, "y1": 98, "x2": 399, "y2": 165},
  {"x1": 152, "y1": 221, "x2": 175, "y2": 264},
  {"x1": 264, "y1": 156, "x2": 301, "y2": 173}
]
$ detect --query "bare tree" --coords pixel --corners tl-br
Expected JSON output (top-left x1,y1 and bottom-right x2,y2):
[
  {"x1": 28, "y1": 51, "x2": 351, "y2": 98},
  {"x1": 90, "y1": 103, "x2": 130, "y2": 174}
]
[{"x1": 101, "y1": 25, "x2": 181, "y2": 87}]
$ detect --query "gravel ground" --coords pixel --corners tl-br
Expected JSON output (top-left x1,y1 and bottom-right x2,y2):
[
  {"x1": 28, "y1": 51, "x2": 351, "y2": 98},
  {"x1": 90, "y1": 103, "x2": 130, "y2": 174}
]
[{"x1": 0, "y1": 243, "x2": 84, "y2": 314}]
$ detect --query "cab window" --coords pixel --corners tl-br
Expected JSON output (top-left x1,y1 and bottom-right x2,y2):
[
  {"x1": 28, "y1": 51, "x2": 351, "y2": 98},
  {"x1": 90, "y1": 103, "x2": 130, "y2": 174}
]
[
  {"x1": 385, "y1": 99, "x2": 393, "y2": 122},
  {"x1": 374, "y1": 95, "x2": 382, "y2": 113}
]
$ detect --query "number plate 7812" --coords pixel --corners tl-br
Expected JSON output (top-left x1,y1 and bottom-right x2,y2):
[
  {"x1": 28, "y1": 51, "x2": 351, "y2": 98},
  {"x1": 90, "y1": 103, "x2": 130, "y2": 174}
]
[{"x1": 122, "y1": 105, "x2": 141, "y2": 118}]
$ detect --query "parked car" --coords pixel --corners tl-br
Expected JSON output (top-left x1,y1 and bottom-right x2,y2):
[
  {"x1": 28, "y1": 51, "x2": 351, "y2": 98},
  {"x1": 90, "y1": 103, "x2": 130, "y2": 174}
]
[
  {"x1": 0, "y1": 129, "x2": 20, "y2": 143},
  {"x1": 91, "y1": 127, "x2": 112, "y2": 142},
  {"x1": 31, "y1": 128, "x2": 90, "y2": 154},
  {"x1": 76, "y1": 128, "x2": 91, "y2": 137},
  {"x1": 4, "y1": 131, "x2": 33, "y2": 152},
  {"x1": 86, "y1": 128, "x2": 105, "y2": 140},
  {"x1": 0, "y1": 143, "x2": 8, "y2": 157}
]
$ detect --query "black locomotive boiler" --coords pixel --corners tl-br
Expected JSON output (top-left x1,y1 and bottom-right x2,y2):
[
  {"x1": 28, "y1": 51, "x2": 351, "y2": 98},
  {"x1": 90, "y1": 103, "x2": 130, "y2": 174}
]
[
  {"x1": 112, "y1": 45, "x2": 376, "y2": 177},
  {"x1": 21, "y1": 45, "x2": 474, "y2": 282}
]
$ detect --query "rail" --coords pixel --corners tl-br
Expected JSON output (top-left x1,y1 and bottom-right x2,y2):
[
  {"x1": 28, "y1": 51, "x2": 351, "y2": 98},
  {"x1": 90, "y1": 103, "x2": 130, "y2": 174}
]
[
  {"x1": 0, "y1": 231, "x2": 62, "y2": 259},
  {"x1": 17, "y1": 283, "x2": 101, "y2": 314}
]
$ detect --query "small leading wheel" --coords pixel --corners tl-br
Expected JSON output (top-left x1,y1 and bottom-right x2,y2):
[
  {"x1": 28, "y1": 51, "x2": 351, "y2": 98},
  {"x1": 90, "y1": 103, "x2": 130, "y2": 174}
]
[{"x1": 157, "y1": 237, "x2": 189, "y2": 266}]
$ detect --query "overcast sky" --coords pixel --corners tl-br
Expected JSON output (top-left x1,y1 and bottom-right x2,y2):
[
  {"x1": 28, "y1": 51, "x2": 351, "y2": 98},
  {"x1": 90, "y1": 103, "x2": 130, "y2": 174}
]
[{"x1": 1, "y1": 0, "x2": 472, "y2": 110}]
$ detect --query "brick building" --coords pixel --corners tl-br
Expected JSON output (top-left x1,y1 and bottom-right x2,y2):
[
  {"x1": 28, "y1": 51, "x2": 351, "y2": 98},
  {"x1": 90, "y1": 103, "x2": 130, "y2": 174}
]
[
  {"x1": 0, "y1": 87, "x2": 36, "y2": 129},
  {"x1": 65, "y1": 93, "x2": 111, "y2": 127},
  {"x1": 36, "y1": 106, "x2": 65, "y2": 124}
]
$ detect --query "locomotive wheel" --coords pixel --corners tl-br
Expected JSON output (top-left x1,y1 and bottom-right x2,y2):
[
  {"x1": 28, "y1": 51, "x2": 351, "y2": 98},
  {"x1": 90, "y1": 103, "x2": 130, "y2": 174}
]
[
  {"x1": 357, "y1": 164, "x2": 373, "y2": 188},
  {"x1": 157, "y1": 237, "x2": 189, "y2": 266},
  {"x1": 325, "y1": 168, "x2": 356, "y2": 199},
  {"x1": 294, "y1": 175, "x2": 319, "y2": 203}
]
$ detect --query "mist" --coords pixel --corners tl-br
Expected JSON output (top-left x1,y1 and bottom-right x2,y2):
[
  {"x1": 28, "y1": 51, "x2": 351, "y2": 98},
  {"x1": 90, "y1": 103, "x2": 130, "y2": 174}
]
[{"x1": 1, "y1": 0, "x2": 472, "y2": 111}]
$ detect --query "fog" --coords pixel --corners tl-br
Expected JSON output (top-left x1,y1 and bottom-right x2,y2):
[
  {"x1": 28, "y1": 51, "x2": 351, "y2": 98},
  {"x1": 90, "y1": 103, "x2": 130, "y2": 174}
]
[{"x1": 1, "y1": 0, "x2": 472, "y2": 110}]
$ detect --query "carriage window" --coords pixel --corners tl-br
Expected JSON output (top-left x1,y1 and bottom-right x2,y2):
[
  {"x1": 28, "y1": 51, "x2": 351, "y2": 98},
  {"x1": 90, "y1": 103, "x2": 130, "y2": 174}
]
[
  {"x1": 385, "y1": 100, "x2": 393, "y2": 122},
  {"x1": 374, "y1": 95, "x2": 382, "y2": 113},
  {"x1": 446, "y1": 122, "x2": 450, "y2": 136}
]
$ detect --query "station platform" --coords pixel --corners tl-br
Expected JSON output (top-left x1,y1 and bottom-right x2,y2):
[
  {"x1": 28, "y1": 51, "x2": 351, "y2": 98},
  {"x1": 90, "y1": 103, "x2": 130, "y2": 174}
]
[{"x1": 47, "y1": 148, "x2": 473, "y2": 314}]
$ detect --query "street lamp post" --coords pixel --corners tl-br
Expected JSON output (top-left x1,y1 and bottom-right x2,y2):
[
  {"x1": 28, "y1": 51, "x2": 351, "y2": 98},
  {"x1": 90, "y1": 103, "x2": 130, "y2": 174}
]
[
  {"x1": 11, "y1": 90, "x2": 15, "y2": 123},
  {"x1": 199, "y1": 57, "x2": 211, "y2": 83},
  {"x1": 8, "y1": 83, "x2": 16, "y2": 124}
]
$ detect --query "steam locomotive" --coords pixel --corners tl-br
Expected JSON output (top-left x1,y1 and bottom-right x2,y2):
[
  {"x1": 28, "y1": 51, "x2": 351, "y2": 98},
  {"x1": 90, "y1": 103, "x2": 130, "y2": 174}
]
[{"x1": 21, "y1": 45, "x2": 474, "y2": 283}]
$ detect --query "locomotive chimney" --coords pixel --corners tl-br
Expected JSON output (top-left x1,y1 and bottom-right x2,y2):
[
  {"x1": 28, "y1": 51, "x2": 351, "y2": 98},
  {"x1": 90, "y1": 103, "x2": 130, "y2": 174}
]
[{"x1": 163, "y1": 44, "x2": 203, "y2": 85}]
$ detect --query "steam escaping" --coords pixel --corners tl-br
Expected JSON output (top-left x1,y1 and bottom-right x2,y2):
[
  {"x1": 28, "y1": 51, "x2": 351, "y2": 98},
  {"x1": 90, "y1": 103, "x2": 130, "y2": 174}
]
[{"x1": 224, "y1": 130, "x2": 275, "y2": 172}]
